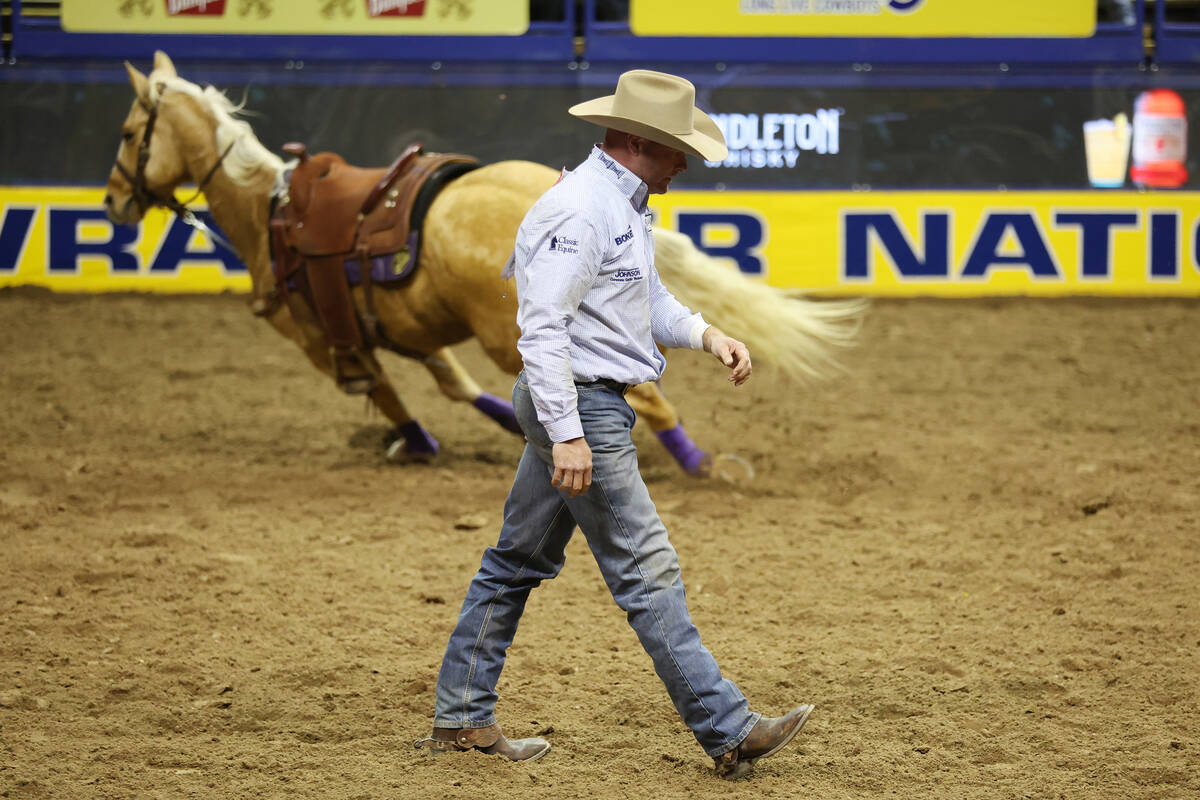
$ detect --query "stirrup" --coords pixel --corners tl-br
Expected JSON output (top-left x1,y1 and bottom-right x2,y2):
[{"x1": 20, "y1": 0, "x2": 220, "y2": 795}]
[{"x1": 331, "y1": 346, "x2": 379, "y2": 395}]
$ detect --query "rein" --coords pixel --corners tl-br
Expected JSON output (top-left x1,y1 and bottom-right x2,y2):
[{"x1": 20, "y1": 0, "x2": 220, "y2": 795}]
[{"x1": 113, "y1": 93, "x2": 238, "y2": 253}]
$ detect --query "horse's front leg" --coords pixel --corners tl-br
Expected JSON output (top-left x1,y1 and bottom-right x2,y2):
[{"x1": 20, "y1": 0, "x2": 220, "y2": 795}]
[
  {"x1": 420, "y1": 347, "x2": 522, "y2": 435},
  {"x1": 263, "y1": 305, "x2": 439, "y2": 461},
  {"x1": 626, "y1": 382, "x2": 711, "y2": 477}
]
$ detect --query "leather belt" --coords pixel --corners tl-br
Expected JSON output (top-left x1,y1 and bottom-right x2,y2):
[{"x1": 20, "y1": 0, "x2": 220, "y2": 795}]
[{"x1": 576, "y1": 378, "x2": 632, "y2": 396}]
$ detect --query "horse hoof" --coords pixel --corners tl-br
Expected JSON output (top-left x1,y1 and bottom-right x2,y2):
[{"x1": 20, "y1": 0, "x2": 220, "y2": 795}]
[
  {"x1": 385, "y1": 439, "x2": 438, "y2": 464},
  {"x1": 687, "y1": 452, "x2": 714, "y2": 479},
  {"x1": 713, "y1": 453, "x2": 755, "y2": 485},
  {"x1": 385, "y1": 422, "x2": 440, "y2": 463}
]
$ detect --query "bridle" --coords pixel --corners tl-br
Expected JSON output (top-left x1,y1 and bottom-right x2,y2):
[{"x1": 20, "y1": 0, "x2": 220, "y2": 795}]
[{"x1": 113, "y1": 91, "x2": 238, "y2": 250}]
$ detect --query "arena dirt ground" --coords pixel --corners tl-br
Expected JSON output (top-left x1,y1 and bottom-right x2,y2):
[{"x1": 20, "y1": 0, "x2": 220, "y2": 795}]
[{"x1": 1, "y1": 289, "x2": 1197, "y2": 799}]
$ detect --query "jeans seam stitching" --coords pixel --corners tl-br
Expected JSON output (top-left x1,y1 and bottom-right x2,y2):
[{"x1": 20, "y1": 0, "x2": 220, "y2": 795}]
[
  {"x1": 591, "y1": 467, "x2": 722, "y2": 749},
  {"x1": 460, "y1": 497, "x2": 571, "y2": 723}
]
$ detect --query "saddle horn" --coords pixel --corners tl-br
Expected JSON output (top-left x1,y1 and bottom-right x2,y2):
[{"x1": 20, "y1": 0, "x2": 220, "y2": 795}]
[{"x1": 282, "y1": 142, "x2": 309, "y2": 162}]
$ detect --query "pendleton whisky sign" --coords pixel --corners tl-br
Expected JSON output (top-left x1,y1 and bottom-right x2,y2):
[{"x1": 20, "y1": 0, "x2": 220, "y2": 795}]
[{"x1": 61, "y1": 0, "x2": 529, "y2": 35}]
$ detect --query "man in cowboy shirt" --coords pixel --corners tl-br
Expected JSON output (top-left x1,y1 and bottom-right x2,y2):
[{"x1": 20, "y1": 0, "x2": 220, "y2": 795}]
[{"x1": 415, "y1": 70, "x2": 812, "y2": 780}]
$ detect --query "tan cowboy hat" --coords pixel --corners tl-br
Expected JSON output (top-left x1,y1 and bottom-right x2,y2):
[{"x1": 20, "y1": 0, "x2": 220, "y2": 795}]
[{"x1": 569, "y1": 69, "x2": 728, "y2": 162}]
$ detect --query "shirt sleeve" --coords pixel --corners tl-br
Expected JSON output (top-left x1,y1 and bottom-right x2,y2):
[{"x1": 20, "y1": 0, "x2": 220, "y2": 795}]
[
  {"x1": 647, "y1": 241, "x2": 709, "y2": 351},
  {"x1": 515, "y1": 204, "x2": 604, "y2": 442}
]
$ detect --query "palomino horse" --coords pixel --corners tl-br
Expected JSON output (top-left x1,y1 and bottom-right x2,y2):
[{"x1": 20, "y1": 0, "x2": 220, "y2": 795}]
[{"x1": 104, "y1": 52, "x2": 865, "y2": 475}]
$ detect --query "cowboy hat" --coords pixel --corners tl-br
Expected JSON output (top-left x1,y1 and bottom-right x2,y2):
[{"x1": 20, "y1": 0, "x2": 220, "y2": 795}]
[{"x1": 569, "y1": 70, "x2": 728, "y2": 162}]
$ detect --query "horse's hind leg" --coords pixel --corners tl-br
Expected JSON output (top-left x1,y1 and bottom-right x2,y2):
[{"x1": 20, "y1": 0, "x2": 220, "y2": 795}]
[
  {"x1": 421, "y1": 348, "x2": 522, "y2": 435},
  {"x1": 626, "y1": 382, "x2": 711, "y2": 477}
]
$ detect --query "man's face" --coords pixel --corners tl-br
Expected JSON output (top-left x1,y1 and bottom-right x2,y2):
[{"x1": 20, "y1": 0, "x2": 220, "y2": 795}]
[{"x1": 631, "y1": 137, "x2": 688, "y2": 194}]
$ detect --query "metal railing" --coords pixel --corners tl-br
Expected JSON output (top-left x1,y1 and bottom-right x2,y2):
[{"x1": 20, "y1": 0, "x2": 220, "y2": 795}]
[{"x1": 1153, "y1": 0, "x2": 1200, "y2": 62}]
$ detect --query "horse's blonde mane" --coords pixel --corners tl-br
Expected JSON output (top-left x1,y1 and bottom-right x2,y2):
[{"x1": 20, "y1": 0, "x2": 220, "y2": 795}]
[{"x1": 147, "y1": 71, "x2": 284, "y2": 187}]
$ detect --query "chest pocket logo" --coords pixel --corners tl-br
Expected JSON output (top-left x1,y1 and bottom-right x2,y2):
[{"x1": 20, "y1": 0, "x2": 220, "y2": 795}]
[{"x1": 614, "y1": 226, "x2": 634, "y2": 246}]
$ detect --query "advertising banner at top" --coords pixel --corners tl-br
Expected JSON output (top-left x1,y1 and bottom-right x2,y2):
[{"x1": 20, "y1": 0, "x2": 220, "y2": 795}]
[
  {"x1": 60, "y1": 0, "x2": 529, "y2": 36},
  {"x1": 630, "y1": 0, "x2": 1096, "y2": 38}
]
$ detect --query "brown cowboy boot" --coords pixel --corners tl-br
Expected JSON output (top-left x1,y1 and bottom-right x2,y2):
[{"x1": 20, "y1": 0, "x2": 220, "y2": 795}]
[
  {"x1": 713, "y1": 704, "x2": 814, "y2": 780},
  {"x1": 414, "y1": 723, "x2": 550, "y2": 762}
]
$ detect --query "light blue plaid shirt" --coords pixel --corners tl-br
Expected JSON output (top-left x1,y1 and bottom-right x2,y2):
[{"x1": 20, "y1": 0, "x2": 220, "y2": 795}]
[{"x1": 507, "y1": 146, "x2": 708, "y2": 443}]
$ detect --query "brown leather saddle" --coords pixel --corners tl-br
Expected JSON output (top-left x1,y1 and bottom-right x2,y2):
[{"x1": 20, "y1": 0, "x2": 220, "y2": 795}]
[{"x1": 267, "y1": 142, "x2": 479, "y2": 393}]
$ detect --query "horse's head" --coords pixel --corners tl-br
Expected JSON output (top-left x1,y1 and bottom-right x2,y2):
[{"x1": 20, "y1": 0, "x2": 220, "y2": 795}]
[{"x1": 104, "y1": 51, "x2": 193, "y2": 225}]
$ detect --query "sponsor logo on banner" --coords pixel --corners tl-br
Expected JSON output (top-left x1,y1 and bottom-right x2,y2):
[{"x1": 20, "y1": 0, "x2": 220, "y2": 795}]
[
  {"x1": 652, "y1": 190, "x2": 1200, "y2": 297},
  {"x1": 738, "y1": 0, "x2": 926, "y2": 15},
  {"x1": 707, "y1": 111, "x2": 841, "y2": 169},
  {"x1": 633, "y1": 0, "x2": 1093, "y2": 38},
  {"x1": 165, "y1": 0, "x2": 225, "y2": 15},
  {"x1": 1, "y1": 188, "x2": 248, "y2": 293},
  {"x1": 63, "y1": 0, "x2": 514, "y2": 34},
  {"x1": 366, "y1": 0, "x2": 426, "y2": 18}
]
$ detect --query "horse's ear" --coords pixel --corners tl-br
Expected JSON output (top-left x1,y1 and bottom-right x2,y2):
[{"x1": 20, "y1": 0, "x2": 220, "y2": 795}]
[
  {"x1": 125, "y1": 61, "x2": 150, "y2": 102},
  {"x1": 153, "y1": 50, "x2": 178, "y2": 79}
]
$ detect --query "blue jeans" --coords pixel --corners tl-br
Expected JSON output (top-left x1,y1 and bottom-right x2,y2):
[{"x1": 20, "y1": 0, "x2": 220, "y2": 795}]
[{"x1": 432, "y1": 373, "x2": 759, "y2": 757}]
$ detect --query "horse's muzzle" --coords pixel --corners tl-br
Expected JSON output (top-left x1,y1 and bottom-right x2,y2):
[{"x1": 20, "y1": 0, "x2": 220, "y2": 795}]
[{"x1": 103, "y1": 193, "x2": 140, "y2": 225}]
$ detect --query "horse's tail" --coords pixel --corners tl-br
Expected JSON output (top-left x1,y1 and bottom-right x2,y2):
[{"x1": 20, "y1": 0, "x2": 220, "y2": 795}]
[{"x1": 653, "y1": 227, "x2": 868, "y2": 380}]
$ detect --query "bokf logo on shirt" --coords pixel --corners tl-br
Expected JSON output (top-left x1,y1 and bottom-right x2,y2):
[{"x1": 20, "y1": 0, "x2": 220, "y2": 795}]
[
  {"x1": 614, "y1": 226, "x2": 634, "y2": 245},
  {"x1": 549, "y1": 234, "x2": 579, "y2": 255}
]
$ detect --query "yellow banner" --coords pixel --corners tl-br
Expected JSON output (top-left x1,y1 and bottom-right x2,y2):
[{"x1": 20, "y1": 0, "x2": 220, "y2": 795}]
[
  {"x1": 0, "y1": 187, "x2": 249, "y2": 293},
  {"x1": 5, "y1": 187, "x2": 1200, "y2": 297},
  {"x1": 61, "y1": 0, "x2": 529, "y2": 36},
  {"x1": 651, "y1": 190, "x2": 1200, "y2": 297},
  {"x1": 631, "y1": 0, "x2": 1096, "y2": 38}
]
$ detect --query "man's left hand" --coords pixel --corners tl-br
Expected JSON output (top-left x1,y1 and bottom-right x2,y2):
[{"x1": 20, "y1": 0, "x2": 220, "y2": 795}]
[{"x1": 702, "y1": 326, "x2": 752, "y2": 386}]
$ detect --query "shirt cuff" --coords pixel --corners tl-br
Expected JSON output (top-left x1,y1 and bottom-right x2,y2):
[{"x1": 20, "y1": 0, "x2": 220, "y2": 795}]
[
  {"x1": 545, "y1": 415, "x2": 585, "y2": 443},
  {"x1": 688, "y1": 316, "x2": 710, "y2": 351}
]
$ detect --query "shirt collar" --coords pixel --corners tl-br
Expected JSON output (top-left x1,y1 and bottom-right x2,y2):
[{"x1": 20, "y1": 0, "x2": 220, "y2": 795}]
[{"x1": 584, "y1": 145, "x2": 650, "y2": 212}]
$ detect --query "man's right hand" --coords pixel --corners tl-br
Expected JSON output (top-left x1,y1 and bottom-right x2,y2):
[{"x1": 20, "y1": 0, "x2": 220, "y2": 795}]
[{"x1": 552, "y1": 437, "x2": 592, "y2": 498}]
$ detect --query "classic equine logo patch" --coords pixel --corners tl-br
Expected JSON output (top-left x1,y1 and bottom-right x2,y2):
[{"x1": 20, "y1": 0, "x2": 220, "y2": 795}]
[{"x1": 549, "y1": 234, "x2": 579, "y2": 255}]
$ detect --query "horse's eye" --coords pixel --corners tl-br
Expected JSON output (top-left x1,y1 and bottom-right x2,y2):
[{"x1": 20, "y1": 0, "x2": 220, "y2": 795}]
[{"x1": 122, "y1": 131, "x2": 135, "y2": 143}]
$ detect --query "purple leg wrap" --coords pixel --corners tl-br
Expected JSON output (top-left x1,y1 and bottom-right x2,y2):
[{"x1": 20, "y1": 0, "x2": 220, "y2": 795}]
[
  {"x1": 473, "y1": 392, "x2": 522, "y2": 436},
  {"x1": 656, "y1": 424, "x2": 708, "y2": 475},
  {"x1": 399, "y1": 421, "x2": 439, "y2": 457}
]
